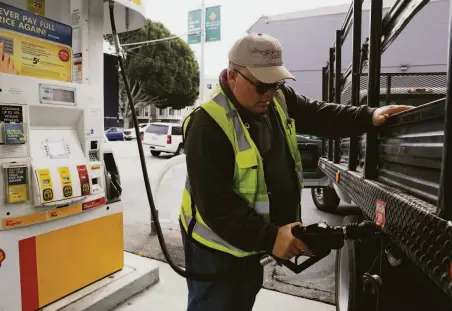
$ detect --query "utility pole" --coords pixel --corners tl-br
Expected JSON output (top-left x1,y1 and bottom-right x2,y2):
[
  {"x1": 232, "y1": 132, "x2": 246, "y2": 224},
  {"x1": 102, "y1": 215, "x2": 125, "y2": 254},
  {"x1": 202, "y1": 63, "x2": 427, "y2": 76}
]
[{"x1": 199, "y1": 0, "x2": 206, "y2": 105}]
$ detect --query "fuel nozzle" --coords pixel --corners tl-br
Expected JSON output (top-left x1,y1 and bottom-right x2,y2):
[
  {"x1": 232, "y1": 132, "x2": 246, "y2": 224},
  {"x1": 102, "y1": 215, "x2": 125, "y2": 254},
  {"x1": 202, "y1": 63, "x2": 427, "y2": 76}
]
[
  {"x1": 269, "y1": 220, "x2": 384, "y2": 275},
  {"x1": 291, "y1": 220, "x2": 383, "y2": 254},
  {"x1": 292, "y1": 222, "x2": 345, "y2": 253},
  {"x1": 344, "y1": 220, "x2": 383, "y2": 241}
]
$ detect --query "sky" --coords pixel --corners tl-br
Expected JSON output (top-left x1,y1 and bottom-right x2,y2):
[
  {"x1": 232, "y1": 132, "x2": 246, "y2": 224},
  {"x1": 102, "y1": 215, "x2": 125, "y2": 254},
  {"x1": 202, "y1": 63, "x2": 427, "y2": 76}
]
[{"x1": 141, "y1": 0, "x2": 350, "y2": 79}]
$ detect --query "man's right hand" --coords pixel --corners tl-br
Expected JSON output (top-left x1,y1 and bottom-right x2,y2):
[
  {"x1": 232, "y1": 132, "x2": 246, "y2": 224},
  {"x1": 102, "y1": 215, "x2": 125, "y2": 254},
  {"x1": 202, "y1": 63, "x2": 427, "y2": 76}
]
[{"x1": 272, "y1": 222, "x2": 311, "y2": 260}]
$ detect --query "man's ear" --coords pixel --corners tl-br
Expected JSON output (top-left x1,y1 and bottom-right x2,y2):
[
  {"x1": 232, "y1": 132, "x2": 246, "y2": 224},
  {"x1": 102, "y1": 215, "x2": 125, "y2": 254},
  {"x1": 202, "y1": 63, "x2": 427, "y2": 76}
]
[{"x1": 227, "y1": 69, "x2": 237, "y2": 83}]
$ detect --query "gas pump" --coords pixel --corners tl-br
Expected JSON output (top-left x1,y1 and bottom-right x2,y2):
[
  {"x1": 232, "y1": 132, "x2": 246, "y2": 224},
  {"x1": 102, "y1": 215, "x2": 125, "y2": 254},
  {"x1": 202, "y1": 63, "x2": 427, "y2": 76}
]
[{"x1": 0, "y1": 1, "x2": 145, "y2": 310}]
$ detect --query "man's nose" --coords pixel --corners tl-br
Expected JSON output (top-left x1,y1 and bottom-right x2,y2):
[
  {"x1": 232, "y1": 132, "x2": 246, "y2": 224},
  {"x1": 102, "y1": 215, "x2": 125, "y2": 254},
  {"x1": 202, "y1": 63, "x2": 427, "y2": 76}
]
[{"x1": 261, "y1": 89, "x2": 276, "y2": 101}]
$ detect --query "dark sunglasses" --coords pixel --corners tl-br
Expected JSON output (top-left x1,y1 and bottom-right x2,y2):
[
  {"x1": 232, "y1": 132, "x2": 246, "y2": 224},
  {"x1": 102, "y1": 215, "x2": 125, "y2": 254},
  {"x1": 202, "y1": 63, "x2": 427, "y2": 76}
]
[{"x1": 234, "y1": 70, "x2": 285, "y2": 95}]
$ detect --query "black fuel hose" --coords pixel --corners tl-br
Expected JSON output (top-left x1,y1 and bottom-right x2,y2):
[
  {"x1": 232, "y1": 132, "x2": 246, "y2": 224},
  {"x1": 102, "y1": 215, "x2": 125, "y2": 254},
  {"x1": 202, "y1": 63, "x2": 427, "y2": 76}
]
[{"x1": 107, "y1": 1, "x2": 251, "y2": 282}]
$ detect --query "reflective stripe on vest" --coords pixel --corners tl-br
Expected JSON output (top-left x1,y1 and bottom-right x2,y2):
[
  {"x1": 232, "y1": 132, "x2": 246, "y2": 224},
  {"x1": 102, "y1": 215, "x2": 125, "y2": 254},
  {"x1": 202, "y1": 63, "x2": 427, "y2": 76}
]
[
  {"x1": 213, "y1": 93, "x2": 251, "y2": 151},
  {"x1": 183, "y1": 214, "x2": 247, "y2": 253},
  {"x1": 275, "y1": 90, "x2": 289, "y2": 119},
  {"x1": 185, "y1": 178, "x2": 269, "y2": 215},
  {"x1": 185, "y1": 177, "x2": 191, "y2": 193},
  {"x1": 255, "y1": 201, "x2": 270, "y2": 214},
  {"x1": 297, "y1": 171, "x2": 304, "y2": 184}
]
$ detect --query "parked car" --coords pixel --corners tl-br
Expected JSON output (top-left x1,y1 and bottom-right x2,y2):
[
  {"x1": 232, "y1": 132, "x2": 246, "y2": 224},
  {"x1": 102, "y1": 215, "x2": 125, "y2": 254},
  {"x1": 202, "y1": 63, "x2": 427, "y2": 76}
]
[
  {"x1": 105, "y1": 127, "x2": 124, "y2": 141},
  {"x1": 143, "y1": 122, "x2": 183, "y2": 156},
  {"x1": 123, "y1": 123, "x2": 150, "y2": 141}
]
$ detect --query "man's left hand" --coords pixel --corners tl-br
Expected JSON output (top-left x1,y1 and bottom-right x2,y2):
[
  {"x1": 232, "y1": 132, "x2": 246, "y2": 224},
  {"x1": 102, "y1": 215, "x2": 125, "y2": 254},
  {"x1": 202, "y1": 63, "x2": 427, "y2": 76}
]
[{"x1": 372, "y1": 105, "x2": 414, "y2": 126}]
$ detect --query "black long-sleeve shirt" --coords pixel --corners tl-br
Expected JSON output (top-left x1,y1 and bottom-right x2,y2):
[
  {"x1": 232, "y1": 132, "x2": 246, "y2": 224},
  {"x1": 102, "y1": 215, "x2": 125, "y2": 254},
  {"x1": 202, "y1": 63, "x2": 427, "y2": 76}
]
[{"x1": 184, "y1": 71, "x2": 376, "y2": 255}]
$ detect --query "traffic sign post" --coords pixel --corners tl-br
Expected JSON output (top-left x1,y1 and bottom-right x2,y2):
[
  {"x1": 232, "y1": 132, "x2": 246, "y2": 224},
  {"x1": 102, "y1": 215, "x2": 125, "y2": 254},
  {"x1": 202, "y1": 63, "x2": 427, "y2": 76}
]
[{"x1": 188, "y1": 3, "x2": 221, "y2": 104}]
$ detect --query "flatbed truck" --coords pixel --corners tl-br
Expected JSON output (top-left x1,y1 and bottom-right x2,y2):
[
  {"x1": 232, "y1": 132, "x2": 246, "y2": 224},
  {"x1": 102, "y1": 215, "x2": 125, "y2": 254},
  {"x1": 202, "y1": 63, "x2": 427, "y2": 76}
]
[{"x1": 304, "y1": 0, "x2": 452, "y2": 310}]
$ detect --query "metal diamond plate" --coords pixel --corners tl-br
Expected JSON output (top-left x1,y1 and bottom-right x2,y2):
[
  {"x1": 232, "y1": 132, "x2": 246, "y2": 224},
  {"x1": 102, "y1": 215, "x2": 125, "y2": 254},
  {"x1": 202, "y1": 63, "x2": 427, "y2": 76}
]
[{"x1": 320, "y1": 158, "x2": 452, "y2": 299}]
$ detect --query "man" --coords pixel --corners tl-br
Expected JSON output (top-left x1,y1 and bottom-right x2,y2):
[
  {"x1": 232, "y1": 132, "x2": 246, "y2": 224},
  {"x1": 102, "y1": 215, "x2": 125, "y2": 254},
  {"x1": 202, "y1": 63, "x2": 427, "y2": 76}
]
[{"x1": 179, "y1": 33, "x2": 411, "y2": 311}]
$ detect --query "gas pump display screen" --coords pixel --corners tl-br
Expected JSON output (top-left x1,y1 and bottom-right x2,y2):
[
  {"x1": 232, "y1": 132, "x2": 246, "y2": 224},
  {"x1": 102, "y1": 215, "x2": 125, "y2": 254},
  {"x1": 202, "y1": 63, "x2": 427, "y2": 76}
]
[
  {"x1": 53, "y1": 89, "x2": 75, "y2": 103},
  {"x1": 46, "y1": 140, "x2": 68, "y2": 158},
  {"x1": 40, "y1": 85, "x2": 76, "y2": 106}
]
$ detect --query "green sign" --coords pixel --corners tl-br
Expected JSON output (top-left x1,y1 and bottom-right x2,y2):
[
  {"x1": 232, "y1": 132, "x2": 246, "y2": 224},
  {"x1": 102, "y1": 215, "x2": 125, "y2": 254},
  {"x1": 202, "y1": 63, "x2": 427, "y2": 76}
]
[
  {"x1": 188, "y1": 9, "x2": 201, "y2": 45},
  {"x1": 205, "y1": 6, "x2": 221, "y2": 42}
]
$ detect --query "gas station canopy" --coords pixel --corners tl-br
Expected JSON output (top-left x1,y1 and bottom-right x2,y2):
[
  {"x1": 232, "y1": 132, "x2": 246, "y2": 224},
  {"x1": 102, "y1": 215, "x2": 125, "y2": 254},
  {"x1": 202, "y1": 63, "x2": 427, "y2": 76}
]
[
  {"x1": 2, "y1": 0, "x2": 147, "y2": 35},
  {"x1": 104, "y1": 0, "x2": 147, "y2": 34}
]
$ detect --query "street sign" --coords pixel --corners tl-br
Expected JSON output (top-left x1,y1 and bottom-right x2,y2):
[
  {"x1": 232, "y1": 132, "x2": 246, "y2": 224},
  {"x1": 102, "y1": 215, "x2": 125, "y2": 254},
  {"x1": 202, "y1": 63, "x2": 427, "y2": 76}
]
[
  {"x1": 206, "y1": 6, "x2": 221, "y2": 42},
  {"x1": 188, "y1": 9, "x2": 201, "y2": 45}
]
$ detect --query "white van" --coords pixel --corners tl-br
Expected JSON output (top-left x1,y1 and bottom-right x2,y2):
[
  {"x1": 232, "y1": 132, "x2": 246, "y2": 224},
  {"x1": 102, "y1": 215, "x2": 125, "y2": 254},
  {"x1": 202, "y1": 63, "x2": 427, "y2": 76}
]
[
  {"x1": 123, "y1": 123, "x2": 150, "y2": 141},
  {"x1": 143, "y1": 122, "x2": 184, "y2": 156}
]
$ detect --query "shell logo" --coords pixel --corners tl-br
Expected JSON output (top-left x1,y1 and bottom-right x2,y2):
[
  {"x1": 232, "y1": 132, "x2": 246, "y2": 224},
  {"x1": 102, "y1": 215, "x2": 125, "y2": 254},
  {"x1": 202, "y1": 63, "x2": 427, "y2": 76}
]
[{"x1": 58, "y1": 49, "x2": 70, "y2": 62}]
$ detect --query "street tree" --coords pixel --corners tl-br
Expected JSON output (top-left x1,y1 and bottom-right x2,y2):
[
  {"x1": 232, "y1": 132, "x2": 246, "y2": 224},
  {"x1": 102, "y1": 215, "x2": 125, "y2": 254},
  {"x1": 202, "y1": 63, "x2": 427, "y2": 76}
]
[
  {"x1": 119, "y1": 77, "x2": 164, "y2": 128},
  {"x1": 106, "y1": 20, "x2": 200, "y2": 111}
]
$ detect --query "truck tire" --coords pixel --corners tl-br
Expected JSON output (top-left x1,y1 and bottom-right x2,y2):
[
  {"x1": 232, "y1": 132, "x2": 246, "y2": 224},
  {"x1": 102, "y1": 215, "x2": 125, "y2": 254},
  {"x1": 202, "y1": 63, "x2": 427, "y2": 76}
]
[
  {"x1": 311, "y1": 187, "x2": 340, "y2": 212},
  {"x1": 151, "y1": 151, "x2": 161, "y2": 157},
  {"x1": 335, "y1": 215, "x2": 377, "y2": 311}
]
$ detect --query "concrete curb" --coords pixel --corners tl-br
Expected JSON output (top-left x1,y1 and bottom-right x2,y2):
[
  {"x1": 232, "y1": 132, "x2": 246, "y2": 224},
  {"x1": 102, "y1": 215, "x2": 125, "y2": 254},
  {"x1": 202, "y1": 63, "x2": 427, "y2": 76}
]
[{"x1": 42, "y1": 252, "x2": 160, "y2": 311}]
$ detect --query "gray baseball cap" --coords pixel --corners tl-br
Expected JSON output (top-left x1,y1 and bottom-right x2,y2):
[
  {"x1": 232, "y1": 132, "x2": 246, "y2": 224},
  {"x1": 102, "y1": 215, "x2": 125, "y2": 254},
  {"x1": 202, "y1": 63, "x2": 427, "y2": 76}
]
[{"x1": 228, "y1": 33, "x2": 295, "y2": 84}]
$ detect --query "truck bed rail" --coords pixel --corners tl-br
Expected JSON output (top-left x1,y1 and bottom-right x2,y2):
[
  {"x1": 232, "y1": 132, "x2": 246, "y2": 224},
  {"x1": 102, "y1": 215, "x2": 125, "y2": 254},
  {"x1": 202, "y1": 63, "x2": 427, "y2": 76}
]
[{"x1": 319, "y1": 0, "x2": 452, "y2": 302}]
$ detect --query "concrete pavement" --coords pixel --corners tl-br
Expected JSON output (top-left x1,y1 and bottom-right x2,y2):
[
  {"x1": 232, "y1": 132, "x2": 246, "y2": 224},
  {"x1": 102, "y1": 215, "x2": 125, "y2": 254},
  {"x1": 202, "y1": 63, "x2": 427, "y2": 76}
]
[
  {"x1": 110, "y1": 140, "x2": 359, "y2": 305},
  {"x1": 113, "y1": 258, "x2": 335, "y2": 311}
]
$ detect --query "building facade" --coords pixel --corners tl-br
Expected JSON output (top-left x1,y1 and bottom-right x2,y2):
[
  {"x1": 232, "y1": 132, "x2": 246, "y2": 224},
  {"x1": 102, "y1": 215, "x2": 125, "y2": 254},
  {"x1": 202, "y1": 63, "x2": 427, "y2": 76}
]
[{"x1": 247, "y1": 0, "x2": 449, "y2": 100}]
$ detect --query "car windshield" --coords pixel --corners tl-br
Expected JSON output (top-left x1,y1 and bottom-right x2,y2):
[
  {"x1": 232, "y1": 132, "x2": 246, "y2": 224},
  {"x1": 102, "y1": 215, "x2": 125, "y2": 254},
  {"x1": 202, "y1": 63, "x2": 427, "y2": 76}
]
[{"x1": 147, "y1": 124, "x2": 168, "y2": 134}]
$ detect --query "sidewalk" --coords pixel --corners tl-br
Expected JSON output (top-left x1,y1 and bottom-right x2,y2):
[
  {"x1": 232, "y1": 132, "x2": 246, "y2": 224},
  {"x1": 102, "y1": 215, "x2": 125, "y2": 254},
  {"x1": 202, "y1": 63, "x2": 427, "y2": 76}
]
[{"x1": 112, "y1": 258, "x2": 335, "y2": 311}]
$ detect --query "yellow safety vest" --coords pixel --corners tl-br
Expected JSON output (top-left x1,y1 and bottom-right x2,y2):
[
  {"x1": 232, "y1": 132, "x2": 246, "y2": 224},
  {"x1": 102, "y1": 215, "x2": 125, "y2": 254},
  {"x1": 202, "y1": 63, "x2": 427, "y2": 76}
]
[{"x1": 180, "y1": 86, "x2": 304, "y2": 257}]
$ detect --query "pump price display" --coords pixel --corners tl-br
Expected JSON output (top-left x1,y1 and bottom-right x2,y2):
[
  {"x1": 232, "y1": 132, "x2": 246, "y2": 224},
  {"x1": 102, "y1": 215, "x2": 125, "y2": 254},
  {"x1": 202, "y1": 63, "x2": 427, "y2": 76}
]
[
  {"x1": 40, "y1": 85, "x2": 75, "y2": 105},
  {"x1": 58, "y1": 167, "x2": 73, "y2": 198},
  {"x1": 37, "y1": 168, "x2": 54, "y2": 203},
  {"x1": 5, "y1": 165, "x2": 28, "y2": 204}
]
